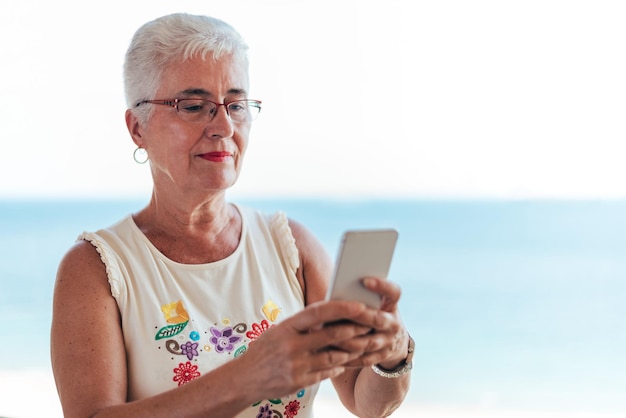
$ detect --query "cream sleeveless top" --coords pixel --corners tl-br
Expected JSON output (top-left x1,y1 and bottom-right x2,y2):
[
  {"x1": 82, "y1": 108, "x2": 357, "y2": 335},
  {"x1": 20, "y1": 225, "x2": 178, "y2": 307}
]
[{"x1": 79, "y1": 205, "x2": 319, "y2": 418}]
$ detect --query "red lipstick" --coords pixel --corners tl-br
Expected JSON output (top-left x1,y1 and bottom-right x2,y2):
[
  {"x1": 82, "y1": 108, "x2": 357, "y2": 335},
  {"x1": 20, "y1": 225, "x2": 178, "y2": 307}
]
[{"x1": 198, "y1": 152, "x2": 232, "y2": 162}]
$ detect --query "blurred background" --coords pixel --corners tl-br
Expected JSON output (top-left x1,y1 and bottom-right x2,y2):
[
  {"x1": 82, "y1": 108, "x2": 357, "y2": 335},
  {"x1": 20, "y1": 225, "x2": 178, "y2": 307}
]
[
  {"x1": 2, "y1": 0, "x2": 625, "y2": 200},
  {"x1": 1, "y1": 1, "x2": 625, "y2": 417}
]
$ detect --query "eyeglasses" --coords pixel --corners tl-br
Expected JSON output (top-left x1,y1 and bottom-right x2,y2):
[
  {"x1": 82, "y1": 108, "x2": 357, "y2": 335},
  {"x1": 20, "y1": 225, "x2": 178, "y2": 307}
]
[{"x1": 136, "y1": 98, "x2": 262, "y2": 123}]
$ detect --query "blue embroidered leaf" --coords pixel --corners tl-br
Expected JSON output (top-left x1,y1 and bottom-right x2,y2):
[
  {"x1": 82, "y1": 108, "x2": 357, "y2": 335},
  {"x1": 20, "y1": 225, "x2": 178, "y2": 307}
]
[{"x1": 155, "y1": 321, "x2": 189, "y2": 340}]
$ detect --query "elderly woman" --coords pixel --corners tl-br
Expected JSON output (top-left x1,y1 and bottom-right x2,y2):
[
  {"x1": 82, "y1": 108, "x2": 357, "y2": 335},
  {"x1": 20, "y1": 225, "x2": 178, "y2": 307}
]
[{"x1": 51, "y1": 13, "x2": 412, "y2": 418}]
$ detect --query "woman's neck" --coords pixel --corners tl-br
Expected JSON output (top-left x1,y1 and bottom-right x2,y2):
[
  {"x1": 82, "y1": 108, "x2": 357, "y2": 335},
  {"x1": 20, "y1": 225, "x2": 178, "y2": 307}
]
[{"x1": 132, "y1": 191, "x2": 242, "y2": 264}]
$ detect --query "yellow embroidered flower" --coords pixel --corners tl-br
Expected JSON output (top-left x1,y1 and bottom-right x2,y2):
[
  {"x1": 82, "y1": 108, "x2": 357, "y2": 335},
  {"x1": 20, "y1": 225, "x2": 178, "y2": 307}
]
[
  {"x1": 161, "y1": 300, "x2": 190, "y2": 324},
  {"x1": 262, "y1": 300, "x2": 281, "y2": 322}
]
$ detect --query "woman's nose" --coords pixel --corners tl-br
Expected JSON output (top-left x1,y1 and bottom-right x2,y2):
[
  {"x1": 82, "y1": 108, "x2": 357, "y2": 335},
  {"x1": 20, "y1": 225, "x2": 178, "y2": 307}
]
[{"x1": 205, "y1": 105, "x2": 234, "y2": 139}]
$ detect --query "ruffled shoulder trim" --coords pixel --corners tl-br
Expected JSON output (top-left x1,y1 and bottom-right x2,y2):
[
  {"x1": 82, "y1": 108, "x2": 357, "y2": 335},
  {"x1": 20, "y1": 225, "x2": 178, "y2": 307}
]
[
  {"x1": 77, "y1": 231, "x2": 123, "y2": 299},
  {"x1": 269, "y1": 211, "x2": 300, "y2": 274}
]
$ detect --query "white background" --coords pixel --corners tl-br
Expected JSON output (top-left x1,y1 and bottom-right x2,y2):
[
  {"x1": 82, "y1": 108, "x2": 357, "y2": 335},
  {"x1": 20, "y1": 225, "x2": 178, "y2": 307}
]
[{"x1": 1, "y1": 0, "x2": 625, "y2": 199}]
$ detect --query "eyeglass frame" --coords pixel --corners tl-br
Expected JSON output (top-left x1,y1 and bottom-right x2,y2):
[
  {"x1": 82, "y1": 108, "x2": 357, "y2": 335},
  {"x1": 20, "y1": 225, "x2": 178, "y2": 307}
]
[{"x1": 135, "y1": 98, "x2": 262, "y2": 123}]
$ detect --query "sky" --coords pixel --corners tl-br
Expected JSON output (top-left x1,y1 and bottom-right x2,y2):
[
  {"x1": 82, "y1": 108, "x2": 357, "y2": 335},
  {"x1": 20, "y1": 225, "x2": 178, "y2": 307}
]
[{"x1": 1, "y1": 0, "x2": 625, "y2": 200}]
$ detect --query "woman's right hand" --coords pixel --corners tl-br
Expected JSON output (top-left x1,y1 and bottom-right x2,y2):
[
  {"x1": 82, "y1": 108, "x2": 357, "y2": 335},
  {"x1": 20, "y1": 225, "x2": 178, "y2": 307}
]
[{"x1": 235, "y1": 299, "x2": 371, "y2": 400}]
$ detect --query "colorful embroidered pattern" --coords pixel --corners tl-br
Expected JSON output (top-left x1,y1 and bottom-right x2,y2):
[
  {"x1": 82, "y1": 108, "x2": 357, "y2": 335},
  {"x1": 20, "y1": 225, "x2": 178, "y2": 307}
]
[
  {"x1": 209, "y1": 326, "x2": 242, "y2": 354},
  {"x1": 256, "y1": 403, "x2": 273, "y2": 418},
  {"x1": 255, "y1": 398, "x2": 302, "y2": 418},
  {"x1": 180, "y1": 341, "x2": 199, "y2": 360},
  {"x1": 162, "y1": 301, "x2": 190, "y2": 323},
  {"x1": 155, "y1": 298, "x2": 308, "y2": 414},
  {"x1": 262, "y1": 299, "x2": 281, "y2": 322},
  {"x1": 155, "y1": 322, "x2": 188, "y2": 340},
  {"x1": 246, "y1": 319, "x2": 273, "y2": 342},
  {"x1": 173, "y1": 361, "x2": 201, "y2": 386},
  {"x1": 285, "y1": 400, "x2": 301, "y2": 418},
  {"x1": 156, "y1": 301, "x2": 190, "y2": 340},
  {"x1": 234, "y1": 345, "x2": 247, "y2": 358}
]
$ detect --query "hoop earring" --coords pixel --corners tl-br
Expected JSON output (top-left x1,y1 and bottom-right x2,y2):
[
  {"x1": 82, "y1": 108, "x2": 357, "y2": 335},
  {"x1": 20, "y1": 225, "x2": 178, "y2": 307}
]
[{"x1": 133, "y1": 147, "x2": 149, "y2": 164}]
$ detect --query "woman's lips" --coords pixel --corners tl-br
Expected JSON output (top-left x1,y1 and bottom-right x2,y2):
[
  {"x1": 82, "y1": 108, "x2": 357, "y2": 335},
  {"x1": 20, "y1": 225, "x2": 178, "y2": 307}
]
[{"x1": 198, "y1": 151, "x2": 233, "y2": 162}]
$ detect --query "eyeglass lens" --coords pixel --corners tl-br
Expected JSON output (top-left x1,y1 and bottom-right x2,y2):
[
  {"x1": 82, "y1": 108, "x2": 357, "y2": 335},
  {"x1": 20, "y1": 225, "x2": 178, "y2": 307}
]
[{"x1": 177, "y1": 100, "x2": 260, "y2": 123}]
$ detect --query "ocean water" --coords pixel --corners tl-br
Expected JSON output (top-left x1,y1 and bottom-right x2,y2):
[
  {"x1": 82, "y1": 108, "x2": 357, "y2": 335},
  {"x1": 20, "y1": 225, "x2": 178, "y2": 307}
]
[{"x1": 1, "y1": 198, "x2": 625, "y2": 415}]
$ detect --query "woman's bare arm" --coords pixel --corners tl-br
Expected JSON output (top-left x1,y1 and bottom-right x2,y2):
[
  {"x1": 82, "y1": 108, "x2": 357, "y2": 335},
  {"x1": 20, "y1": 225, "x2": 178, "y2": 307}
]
[
  {"x1": 51, "y1": 241, "x2": 129, "y2": 417},
  {"x1": 289, "y1": 219, "x2": 411, "y2": 418},
  {"x1": 51, "y1": 240, "x2": 373, "y2": 418}
]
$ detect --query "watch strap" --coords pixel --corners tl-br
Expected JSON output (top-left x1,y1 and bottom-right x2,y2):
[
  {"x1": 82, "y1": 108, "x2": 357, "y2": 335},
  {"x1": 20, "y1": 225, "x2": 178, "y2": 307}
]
[{"x1": 371, "y1": 334, "x2": 414, "y2": 378}]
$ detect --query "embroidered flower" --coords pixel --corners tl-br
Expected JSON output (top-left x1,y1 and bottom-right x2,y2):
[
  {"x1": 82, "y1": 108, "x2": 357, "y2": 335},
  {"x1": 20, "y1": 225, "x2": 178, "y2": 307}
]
[
  {"x1": 256, "y1": 403, "x2": 273, "y2": 418},
  {"x1": 262, "y1": 300, "x2": 281, "y2": 322},
  {"x1": 246, "y1": 320, "x2": 273, "y2": 342},
  {"x1": 173, "y1": 361, "x2": 200, "y2": 386},
  {"x1": 284, "y1": 400, "x2": 300, "y2": 418},
  {"x1": 155, "y1": 301, "x2": 191, "y2": 340},
  {"x1": 180, "y1": 341, "x2": 199, "y2": 360},
  {"x1": 209, "y1": 326, "x2": 242, "y2": 353},
  {"x1": 161, "y1": 300, "x2": 190, "y2": 324}
]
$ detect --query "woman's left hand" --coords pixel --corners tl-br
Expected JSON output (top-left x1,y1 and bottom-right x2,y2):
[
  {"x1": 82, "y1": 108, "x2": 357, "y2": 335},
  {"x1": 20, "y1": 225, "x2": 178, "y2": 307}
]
[{"x1": 333, "y1": 276, "x2": 410, "y2": 369}]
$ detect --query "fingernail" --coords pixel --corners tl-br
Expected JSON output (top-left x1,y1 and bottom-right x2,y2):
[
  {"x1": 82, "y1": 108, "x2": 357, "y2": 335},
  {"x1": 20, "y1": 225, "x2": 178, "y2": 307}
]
[{"x1": 362, "y1": 277, "x2": 375, "y2": 288}]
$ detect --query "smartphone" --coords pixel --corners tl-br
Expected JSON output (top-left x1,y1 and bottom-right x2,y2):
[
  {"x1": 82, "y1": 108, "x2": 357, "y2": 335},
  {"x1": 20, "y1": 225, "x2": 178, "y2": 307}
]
[{"x1": 325, "y1": 229, "x2": 398, "y2": 309}]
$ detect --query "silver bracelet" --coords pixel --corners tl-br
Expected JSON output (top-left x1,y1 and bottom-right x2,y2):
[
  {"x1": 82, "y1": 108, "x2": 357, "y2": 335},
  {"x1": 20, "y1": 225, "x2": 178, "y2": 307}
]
[{"x1": 371, "y1": 334, "x2": 414, "y2": 378}]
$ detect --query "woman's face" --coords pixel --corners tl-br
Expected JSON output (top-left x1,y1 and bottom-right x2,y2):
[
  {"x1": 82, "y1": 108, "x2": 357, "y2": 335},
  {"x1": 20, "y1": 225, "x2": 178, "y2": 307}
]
[{"x1": 132, "y1": 54, "x2": 252, "y2": 198}]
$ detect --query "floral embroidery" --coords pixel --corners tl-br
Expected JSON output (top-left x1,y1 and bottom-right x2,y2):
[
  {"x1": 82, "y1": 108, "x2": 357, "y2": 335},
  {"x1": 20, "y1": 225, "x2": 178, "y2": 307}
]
[
  {"x1": 284, "y1": 400, "x2": 300, "y2": 418},
  {"x1": 246, "y1": 319, "x2": 272, "y2": 342},
  {"x1": 173, "y1": 361, "x2": 201, "y2": 386},
  {"x1": 161, "y1": 301, "x2": 189, "y2": 324},
  {"x1": 256, "y1": 403, "x2": 273, "y2": 418},
  {"x1": 157, "y1": 298, "x2": 307, "y2": 415},
  {"x1": 165, "y1": 339, "x2": 183, "y2": 356},
  {"x1": 155, "y1": 322, "x2": 188, "y2": 340},
  {"x1": 155, "y1": 301, "x2": 190, "y2": 340},
  {"x1": 234, "y1": 345, "x2": 247, "y2": 358},
  {"x1": 232, "y1": 322, "x2": 248, "y2": 333},
  {"x1": 180, "y1": 341, "x2": 199, "y2": 360},
  {"x1": 262, "y1": 300, "x2": 281, "y2": 322},
  {"x1": 209, "y1": 326, "x2": 242, "y2": 353}
]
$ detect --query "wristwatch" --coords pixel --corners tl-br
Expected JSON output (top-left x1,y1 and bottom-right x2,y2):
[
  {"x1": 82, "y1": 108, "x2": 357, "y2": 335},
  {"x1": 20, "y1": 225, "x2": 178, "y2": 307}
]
[{"x1": 371, "y1": 334, "x2": 414, "y2": 378}]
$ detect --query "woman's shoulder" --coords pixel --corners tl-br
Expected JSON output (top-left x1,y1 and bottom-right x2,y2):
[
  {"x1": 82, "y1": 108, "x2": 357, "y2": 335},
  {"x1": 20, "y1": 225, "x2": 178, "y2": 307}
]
[
  {"x1": 282, "y1": 217, "x2": 318, "y2": 251},
  {"x1": 56, "y1": 239, "x2": 110, "y2": 294},
  {"x1": 57, "y1": 215, "x2": 134, "y2": 297}
]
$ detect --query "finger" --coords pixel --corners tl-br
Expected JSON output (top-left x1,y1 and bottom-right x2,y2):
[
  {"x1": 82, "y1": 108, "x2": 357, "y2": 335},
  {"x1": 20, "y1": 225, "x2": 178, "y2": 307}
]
[
  {"x1": 346, "y1": 309, "x2": 400, "y2": 334},
  {"x1": 287, "y1": 300, "x2": 367, "y2": 333},
  {"x1": 308, "y1": 346, "x2": 364, "y2": 373},
  {"x1": 336, "y1": 331, "x2": 401, "y2": 368},
  {"x1": 303, "y1": 320, "x2": 372, "y2": 352},
  {"x1": 362, "y1": 277, "x2": 402, "y2": 304},
  {"x1": 334, "y1": 342, "x2": 393, "y2": 368},
  {"x1": 342, "y1": 328, "x2": 410, "y2": 368},
  {"x1": 327, "y1": 321, "x2": 407, "y2": 361},
  {"x1": 361, "y1": 277, "x2": 403, "y2": 312},
  {"x1": 331, "y1": 328, "x2": 389, "y2": 354}
]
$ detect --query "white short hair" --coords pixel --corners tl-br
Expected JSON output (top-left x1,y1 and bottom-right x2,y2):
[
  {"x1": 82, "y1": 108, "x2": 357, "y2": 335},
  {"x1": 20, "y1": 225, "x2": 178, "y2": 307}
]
[{"x1": 123, "y1": 13, "x2": 249, "y2": 123}]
